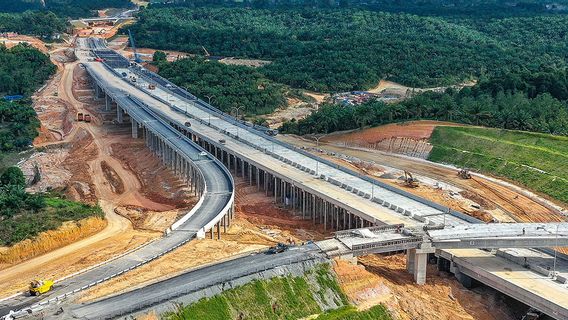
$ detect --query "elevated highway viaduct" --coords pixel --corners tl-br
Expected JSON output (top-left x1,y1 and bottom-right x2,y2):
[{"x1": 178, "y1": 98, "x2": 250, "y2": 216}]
[
  {"x1": 4, "y1": 38, "x2": 566, "y2": 319},
  {"x1": 0, "y1": 40, "x2": 235, "y2": 319},
  {"x1": 78, "y1": 37, "x2": 568, "y2": 319}
]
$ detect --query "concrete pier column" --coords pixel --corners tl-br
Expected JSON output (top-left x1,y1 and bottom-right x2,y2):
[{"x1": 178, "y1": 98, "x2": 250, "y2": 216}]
[
  {"x1": 324, "y1": 201, "x2": 328, "y2": 231},
  {"x1": 406, "y1": 249, "x2": 416, "y2": 274},
  {"x1": 131, "y1": 119, "x2": 138, "y2": 138},
  {"x1": 95, "y1": 85, "x2": 101, "y2": 99},
  {"x1": 413, "y1": 252, "x2": 428, "y2": 285},
  {"x1": 216, "y1": 221, "x2": 221, "y2": 240},
  {"x1": 105, "y1": 94, "x2": 111, "y2": 111},
  {"x1": 248, "y1": 164, "x2": 252, "y2": 186},
  {"x1": 117, "y1": 106, "x2": 123, "y2": 123}
]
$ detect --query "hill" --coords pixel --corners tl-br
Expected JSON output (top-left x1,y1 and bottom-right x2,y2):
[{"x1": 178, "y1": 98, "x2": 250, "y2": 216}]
[{"x1": 429, "y1": 126, "x2": 568, "y2": 205}]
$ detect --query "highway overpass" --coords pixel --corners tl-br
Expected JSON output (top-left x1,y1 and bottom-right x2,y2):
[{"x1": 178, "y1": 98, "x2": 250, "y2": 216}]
[
  {"x1": 77, "y1": 37, "x2": 568, "y2": 319},
  {"x1": 0, "y1": 38, "x2": 235, "y2": 320},
  {"x1": 4, "y1": 38, "x2": 568, "y2": 320}
]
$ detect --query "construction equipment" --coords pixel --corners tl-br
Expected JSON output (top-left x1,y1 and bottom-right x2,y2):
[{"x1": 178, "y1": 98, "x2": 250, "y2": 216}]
[
  {"x1": 29, "y1": 279, "x2": 53, "y2": 296},
  {"x1": 458, "y1": 169, "x2": 472, "y2": 179},
  {"x1": 84, "y1": 114, "x2": 92, "y2": 123},
  {"x1": 266, "y1": 243, "x2": 289, "y2": 254},
  {"x1": 128, "y1": 29, "x2": 142, "y2": 63},
  {"x1": 77, "y1": 112, "x2": 84, "y2": 121},
  {"x1": 403, "y1": 171, "x2": 418, "y2": 188}
]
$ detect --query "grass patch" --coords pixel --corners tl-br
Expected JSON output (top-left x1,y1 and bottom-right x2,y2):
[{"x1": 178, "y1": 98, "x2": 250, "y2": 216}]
[
  {"x1": 428, "y1": 126, "x2": 568, "y2": 204},
  {"x1": 316, "y1": 305, "x2": 391, "y2": 320},
  {"x1": 0, "y1": 193, "x2": 104, "y2": 246},
  {"x1": 164, "y1": 263, "x2": 376, "y2": 320}
]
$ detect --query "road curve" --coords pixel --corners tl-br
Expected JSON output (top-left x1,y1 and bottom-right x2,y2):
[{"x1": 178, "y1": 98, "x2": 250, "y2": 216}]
[{"x1": 0, "y1": 39, "x2": 234, "y2": 318}]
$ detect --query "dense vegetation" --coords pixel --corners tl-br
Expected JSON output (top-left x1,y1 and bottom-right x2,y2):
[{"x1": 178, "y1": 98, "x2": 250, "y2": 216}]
[
  {"x1": 0, "y1": 167, "x2": 104, "y2": 245},
  {"x1": 129, "y1": 6, "x2": 568, "y2": 91},
  {"x1": 281, "y1": 69, "x2": 568, "y2": 136},
  {"x1": 156, "y1": 57, "x2": 286, "y2": 115},
  {"x1": 0, "y1": 44, "x2": 56, "y2": 96},
  {"x1": 0, "y1": 0, "x2": 132, "y2": 18},
  {"x1": 428, "y1": 127, "x2": 568, "y2": 204},
  {"x1": 165, "y1": 264, "x2": 390, "y2": 320},
  {"x1": 0, "y1": 11, "x2": 66, "y2": 37},
  {"x1": 0, "y1": 44, "x2": 55, "y2": 157}
]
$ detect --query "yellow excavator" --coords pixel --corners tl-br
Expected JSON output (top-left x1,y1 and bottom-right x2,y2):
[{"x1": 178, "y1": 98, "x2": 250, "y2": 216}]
[{"x1": 29, "y1": 279, "x2": 54, "y2": 296}]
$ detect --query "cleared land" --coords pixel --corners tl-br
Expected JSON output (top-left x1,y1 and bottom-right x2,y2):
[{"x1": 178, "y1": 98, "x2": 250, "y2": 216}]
[{"x1": 429, "y1": 127, "x2": 568, "y2": 205}]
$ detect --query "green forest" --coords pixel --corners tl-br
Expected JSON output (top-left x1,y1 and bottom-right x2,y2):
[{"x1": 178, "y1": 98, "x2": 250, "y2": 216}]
[
  {"x1": 281, "y1": 70, "x2": 568, "y2": 135},
  {"x1": 0, "y1": 0, "x2": 132, "y2": 18},
  {"x1": 155, "y1": 56, "x2": 287, "y2": 115},
  {"x1": 0, "y1": 11, "x2": 66, "y2": 37},
  {"x1": 128, "y1": 6, "x2": 568, "y2": 91},
  {"x1": 0, "y1": 44, "x2": 55, "y2": 155}
]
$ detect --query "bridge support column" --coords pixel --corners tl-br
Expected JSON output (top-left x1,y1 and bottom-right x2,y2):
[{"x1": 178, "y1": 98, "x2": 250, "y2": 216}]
[
  {"x1": 105, "y1": 94, "x2": 111, "y2": 111},
  {"x1": 407, "y1": 244, "x2": 435, "y2": 285},
  {"x1": 131, "y1": 119, "x2": 138, "y2": 138},
  {"x1": 406, "y1": 249, "x2": 415, "y2": 273},
  {"x1": 117, "y1": 106, "x2": 123, "y2": 123},
  {"x1": 413, "y1": 251, "x2": 427, "y2": 285},
  {"x1": 95, "y1": 84, "x2": 101, "y2": 99}
]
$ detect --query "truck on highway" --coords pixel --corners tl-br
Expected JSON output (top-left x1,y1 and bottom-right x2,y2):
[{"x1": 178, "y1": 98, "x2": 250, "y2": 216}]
[
  {"x1": 29, "y1": 279, "x2": 53, "y2": 296},
  {"x1": 77, "y1": 112, "x2": 84, "y2": 121},
  {"x1": 84, "y1": 114, "x2": 92, "y2": 123}
]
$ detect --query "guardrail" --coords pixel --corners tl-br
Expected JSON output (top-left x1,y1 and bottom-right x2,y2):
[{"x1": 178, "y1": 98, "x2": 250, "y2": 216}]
[
  {"x1": 128, "y1": 66, "x2": 481, "y2": 225},
  {"x1": 94, "y1": 254, "x2": 325, "y2": 319},
  {"x1": 2, "y1": 61, "x2": 236, "y2": 317}
]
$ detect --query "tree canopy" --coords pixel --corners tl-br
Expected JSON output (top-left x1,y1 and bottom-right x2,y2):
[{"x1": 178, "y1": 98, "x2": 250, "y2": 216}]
[{"x1": 156, "y1": 57, "x2": 286, "y2": 115}]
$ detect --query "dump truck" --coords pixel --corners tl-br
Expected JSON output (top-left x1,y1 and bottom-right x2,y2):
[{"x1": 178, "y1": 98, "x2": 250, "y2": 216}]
[
  {"x1": 84, "y1": 114, "x2": 92, "y2": 123},
  {"x1": 29, "y1": 279, "x2": 53, "y2": 296},
  {"x1": 77, "y1": 112, "x2": 84, "y2": 121}
]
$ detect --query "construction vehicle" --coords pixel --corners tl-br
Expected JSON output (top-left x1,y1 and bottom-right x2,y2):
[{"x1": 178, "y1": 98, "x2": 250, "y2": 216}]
[
  {"x1": 403, "y1": 171, "x2": 418, "y2": 188},
  {"x1": 77, "y1": 112, "x2": 84, "y2": 121},
  {"x1": 265, "y1": 129, "x2": 278, "y2": 136},
  {"x1": 458, "y1": 169, "x2": 472, "y2": 179},
  {"x1": 84, "y1": 114, "x2": 92, "y2": 123},
  {"x1": 29, "y1": 279, "x2": 54, "y2": 296},
  {"x1": 266, "y1": 243, "x2": 289, "y2": 254},
  {"x1": 148, "y1": 84, "x2": 156, "y2": 90}
]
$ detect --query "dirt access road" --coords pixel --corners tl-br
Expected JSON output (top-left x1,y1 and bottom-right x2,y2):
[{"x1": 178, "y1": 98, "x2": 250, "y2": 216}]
[
  {"x1": 0, "y1": 46, "x2": 192, "y2": 297},
  {"x1": 280, "y1": 134, "x2": 565, "y2": 225}
]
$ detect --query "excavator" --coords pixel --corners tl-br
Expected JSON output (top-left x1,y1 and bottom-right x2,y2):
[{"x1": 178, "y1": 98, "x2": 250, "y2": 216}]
[
  {"x1": 29, "y1": 279, "x2": 54, "y2": 296},
  {"x1": 403, "y1": 171, "x2": 418, "y2": 188},
  {"x1": 458, "y1": 168, "x2": 472, "y2": 179}
]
